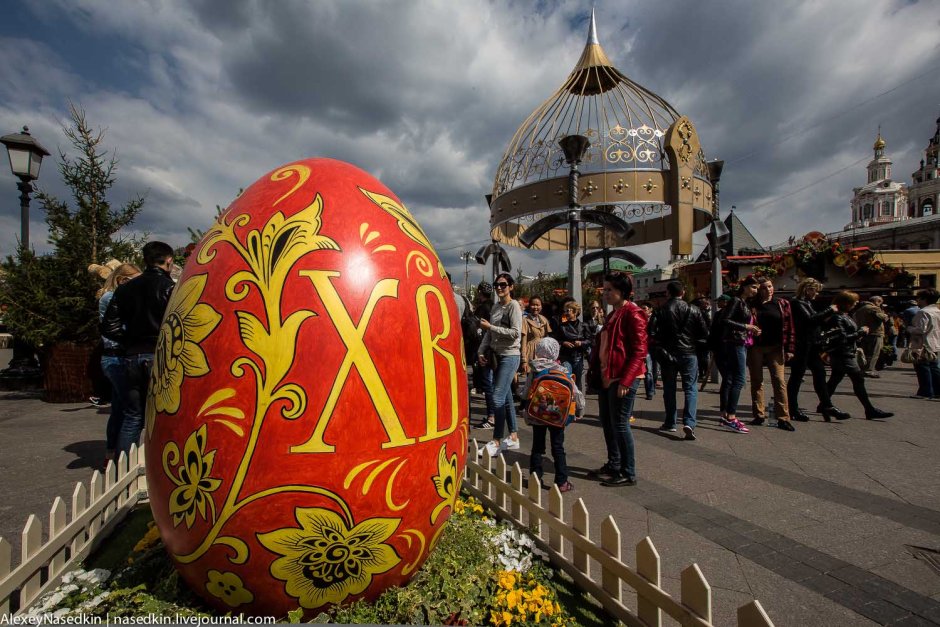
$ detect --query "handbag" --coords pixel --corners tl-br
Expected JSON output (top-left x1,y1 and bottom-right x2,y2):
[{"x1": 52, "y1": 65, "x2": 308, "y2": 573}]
[
  {"x1": 900, "y1": 347, "x2": 916, "y2": 364},
  {"x1": 917, "y1": 347, "x2": 939, "y2": 365},
  {"x1": 901, "y1": 345, "x2": 938, "y2": 365}
]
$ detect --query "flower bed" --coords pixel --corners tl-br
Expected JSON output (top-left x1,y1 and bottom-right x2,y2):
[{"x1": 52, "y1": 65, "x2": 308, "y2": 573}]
[{"x1": 22, "y1": 496, "x2": 613, "y2": 626}]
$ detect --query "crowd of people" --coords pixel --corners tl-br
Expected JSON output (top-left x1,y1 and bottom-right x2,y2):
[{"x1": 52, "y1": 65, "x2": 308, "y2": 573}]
[{"x1": 468, "y1": 270, "x2": 940, "y2": 492}]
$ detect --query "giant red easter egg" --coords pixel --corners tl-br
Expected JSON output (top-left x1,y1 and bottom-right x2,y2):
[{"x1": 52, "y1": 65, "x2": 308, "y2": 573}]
[{"x1": 145, "y1": 158, "x2": 469, "y2": 617}]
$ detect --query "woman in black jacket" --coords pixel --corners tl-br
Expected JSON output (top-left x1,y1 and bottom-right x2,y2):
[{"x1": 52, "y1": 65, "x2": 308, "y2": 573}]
[
  {"x1": 825, "y1": 291, "x2": 893, "y2": 420},
  {"x1": 713, "y1": 277, "x2": 762, "y2": 434},
  {"x1": 553, "y1": 300, "x2": 592, "y2": 389},
  {"x1": 787, "y1": 278, "x2": 840, "y2": 421}
]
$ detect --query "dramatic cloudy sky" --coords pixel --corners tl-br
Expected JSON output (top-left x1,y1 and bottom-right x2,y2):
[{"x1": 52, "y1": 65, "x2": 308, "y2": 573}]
[{"x1": 1, "y1": 0, "x2": 938, "y2": 281}]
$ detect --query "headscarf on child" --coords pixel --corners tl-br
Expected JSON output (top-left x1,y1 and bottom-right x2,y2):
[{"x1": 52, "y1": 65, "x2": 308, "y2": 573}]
[{"x1": 534, "y1": 337, "x2": 560, "y2": 362}]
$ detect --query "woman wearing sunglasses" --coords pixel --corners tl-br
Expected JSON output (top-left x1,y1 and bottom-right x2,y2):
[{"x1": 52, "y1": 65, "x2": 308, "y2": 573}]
[{"x1": 477, "y1": 273, "x2": 524, "y2": 457}]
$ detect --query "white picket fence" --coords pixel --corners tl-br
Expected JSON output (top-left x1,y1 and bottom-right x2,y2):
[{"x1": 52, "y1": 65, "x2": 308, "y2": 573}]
[
  {"x1": 0, "y1": 443, "x2": 146, "y2": 615},
  {"x1": 2, "y1": 439, "x2": 774, "y2": 625},
  {"x1": 465, "y1": 440, "x2": 775, "y2": 627}
]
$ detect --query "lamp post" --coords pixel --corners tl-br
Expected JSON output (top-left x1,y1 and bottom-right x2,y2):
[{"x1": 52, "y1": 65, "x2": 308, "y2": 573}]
[
  {"x1": 705, "y1": 159, "x2": 726, "y2": 311},
  {"x1": 1, "y1": 126, "x2": 50, "y2": 251},
  {"x1": 559, "y1": 134, "x2": 591, "y2": 308},
  {"x1": 459, "y1": 250, "x2": 473, "y2": 297},
  {"x1": 0, "y1": 126, "x2": 49, "y2": 380}
]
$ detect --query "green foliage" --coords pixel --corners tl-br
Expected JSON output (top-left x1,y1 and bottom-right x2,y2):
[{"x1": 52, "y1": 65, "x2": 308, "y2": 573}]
[
  {"x1": 0, "y1": 249, "x2": 98, "y2": 346},
  {"x1": 37, "y1": 497, "x2": 613, "y2": 626},
  {"x1": 0, "y1": 104, "x2": 143, "y2": 346},
  {"x1": 323, "y1": 502, "x2": 502, "y2": 625}
]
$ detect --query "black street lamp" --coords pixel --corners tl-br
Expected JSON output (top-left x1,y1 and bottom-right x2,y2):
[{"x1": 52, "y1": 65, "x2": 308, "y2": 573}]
[
  {"x1": 558, "y1": 134, "x2": 591, "y2": 305},
  {"x1": 0, "y1": 126, "x2": 49, "y2": 382},
  {"x1": 1, "y1": 126, "x2": 50, "y2": 251}
]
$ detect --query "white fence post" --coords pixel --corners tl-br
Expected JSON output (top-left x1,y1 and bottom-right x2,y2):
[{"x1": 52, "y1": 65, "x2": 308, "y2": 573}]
[
  {"x1": 510, "y1": 463, "x2": 523, "y2": 524},
  {"x1": 468, "y1": 440, "x2": 479, "y2": 489},
  {"x1": 738, "y1": 600, "x2": 775, "y2": 627},
  {"x1": 88, "y1": 471, "x2": 102, "y2": 539},
  {"x1": 527, "y1": 474, "x2": 542, "y2": 539},
  {"x1": 0, "y1": 537, "x2": 10, "y2": 615},
  {"x1": 117, "y1": 451, "x2": 129, "y2": 508},
  {"x1": 548, "y1": 486, "x2": 563, "y2": 555},
  {"x1": 70, "y1": 482, "x2": 87, "y2": 557},
  {"x1": 19, "y1": 516, "x2": 41, "y2": 609},
  {"x1": 571, "y1": 499, "x2": 590, "y2": 579},
  {"x1": 104, "y1": 461, "x2": 117, "y2": 523},
  {"x1": 600, "y1": 516, "x2": 622, "y2": 603},
  {"x1": 495, "y1": 456, "x2": 507, "y2": 513},
  {"x1": 636, "y1": 537, "x2": 662, "y2": 627},
  {"x1": 137, "y1": 441, "x2": 148, "y2": 495},
  {"x1": 48, "y1": 498, "x2": 67, "y2": 582},
  {"x1": 681, "y1": 563, "x2": 712, "y2": 624}
]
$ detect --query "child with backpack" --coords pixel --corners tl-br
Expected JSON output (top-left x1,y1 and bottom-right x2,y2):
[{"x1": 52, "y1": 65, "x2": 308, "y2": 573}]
[{"x1": 521, "y1": 337, "x2": 585, "y2": 493}]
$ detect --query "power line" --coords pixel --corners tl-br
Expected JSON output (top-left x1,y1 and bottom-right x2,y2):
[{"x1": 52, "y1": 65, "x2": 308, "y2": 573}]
[
  {"x1": 749, "y1": 154, "x2": 870, "y2": 212},
  {"x1": 725, "y1": 63, "x2": 940, "y2": 166},
  {"x1": 437, "y1": 238, "x2": 489, "y2": 253}
]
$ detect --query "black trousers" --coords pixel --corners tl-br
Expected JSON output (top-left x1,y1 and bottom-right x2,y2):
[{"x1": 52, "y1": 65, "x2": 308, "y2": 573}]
[
  {"x1": 787, "y1": 342, "x2": 831, "y2": 413},
  {"x1": 827, "y1": 356, "x2": 874, "y2": 414}
]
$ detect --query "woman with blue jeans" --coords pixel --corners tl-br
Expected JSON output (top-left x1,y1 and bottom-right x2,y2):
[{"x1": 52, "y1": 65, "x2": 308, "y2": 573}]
[
  {"x1": 586, "y1": 271, "x2": 647, "y2": 487},
  {"x1": 714, "y1": 277, "x2": 760, "y2": 434},
  {"x1": 477, "y1": 273, "x2": 523, "y2": 457},
  {"x1": 97, "y1": 263, "x2": 141, "y2": 464}
]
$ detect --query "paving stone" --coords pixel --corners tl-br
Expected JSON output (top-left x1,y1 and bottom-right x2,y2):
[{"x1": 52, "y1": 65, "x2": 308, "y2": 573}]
[
  {"x1": 801, "y1": 573, "x2": 851, "y2": 595},
  {"x1": 772, "y1": 560, "x2": 822, "y2": 583},
  {"x1": 735, "y1": 542, "x2": 780, "y2": 559},
  {"x1": 890, "y1": 614, "x2": 937, "y2": 627},
  {"x1": 885, "y1": 587, "x2": 940, "y2": 618},
  {"x1": 855, "y1": 600, "x2": 917, "y2": 624},
  {"x1": 873, "y1": 559, "x2": 940, "y2": 599},
  {"x1": 831, "y1": 564, "x2": 884, "y2": 588},
  {"x1": 825, "y1": 586, "x2": 882, "y2": 612},
  {"x1": 781, "y1": 543, "x2": 828, "y2": 563}
]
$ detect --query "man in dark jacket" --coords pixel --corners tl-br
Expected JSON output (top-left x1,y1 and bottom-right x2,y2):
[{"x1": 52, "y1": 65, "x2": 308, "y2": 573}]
[
  {"x1": 649, "y1": 281, "x2": 709, "y2": 440},
  {"x1": 102, "y1": 241, "x2": 175, "y2": 454}
]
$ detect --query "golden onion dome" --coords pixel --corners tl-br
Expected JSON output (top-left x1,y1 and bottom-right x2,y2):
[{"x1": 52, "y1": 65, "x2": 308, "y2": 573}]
[
  {"x1": 874, "y1": 133, "x2": 886, "y2": 151},
  {"x1": 489, "y1": 10, "x2": 716, "y2": 256}
]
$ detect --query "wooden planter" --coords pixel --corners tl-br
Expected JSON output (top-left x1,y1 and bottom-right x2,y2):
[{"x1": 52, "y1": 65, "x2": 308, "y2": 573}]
[{"x1": 42, "y1": 342, "x2": 97, "y2": 403}]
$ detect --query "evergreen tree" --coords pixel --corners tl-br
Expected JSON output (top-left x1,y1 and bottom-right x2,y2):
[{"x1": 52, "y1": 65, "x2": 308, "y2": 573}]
[{"x1": 0, "y1": 104, "x2": 144, "y2": 347}]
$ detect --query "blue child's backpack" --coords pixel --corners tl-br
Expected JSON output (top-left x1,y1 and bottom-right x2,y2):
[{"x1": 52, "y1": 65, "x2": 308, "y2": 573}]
[{"x1": 525, "y1": 367, "x2": 576, "y2": 428}]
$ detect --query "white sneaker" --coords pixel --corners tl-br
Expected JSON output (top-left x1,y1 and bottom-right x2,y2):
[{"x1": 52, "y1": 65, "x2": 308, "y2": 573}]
[
  {"x1": 501, "y1": 437, "x2": 520, "y2": 451},
  {"x1": 485, "y1": 441, "x2": 501, "y2": 457}
]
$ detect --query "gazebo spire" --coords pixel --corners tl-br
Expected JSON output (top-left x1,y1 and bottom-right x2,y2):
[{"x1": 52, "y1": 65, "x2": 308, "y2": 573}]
[
  {"x1": 587, "y1": 7, "x2": 599, "y2": 45},
  {"x1": 570, "y1": 9, "x2": 623, "y2": 94}
]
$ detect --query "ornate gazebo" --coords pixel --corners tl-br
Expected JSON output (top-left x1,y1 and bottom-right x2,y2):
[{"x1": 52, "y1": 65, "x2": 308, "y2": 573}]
[{"x1": 489, "y1": 11, "x2": 719, "y2": 270}]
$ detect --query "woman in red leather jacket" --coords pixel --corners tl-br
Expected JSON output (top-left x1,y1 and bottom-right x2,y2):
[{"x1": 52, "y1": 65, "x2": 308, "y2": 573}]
[{"x1": 586, "y1": 271, "x2": 648, "y2": 486}]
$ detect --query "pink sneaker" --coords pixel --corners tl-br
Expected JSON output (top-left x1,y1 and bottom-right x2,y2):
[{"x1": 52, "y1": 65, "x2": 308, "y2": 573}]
[{"x1": 721, "y1": 418, "x2": 749, "y2": 433}]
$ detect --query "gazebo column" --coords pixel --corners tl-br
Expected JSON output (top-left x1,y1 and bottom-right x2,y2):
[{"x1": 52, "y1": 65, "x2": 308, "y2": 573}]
[{"x1": 665, "y1": 116, "x2": 702, "y2": 260}]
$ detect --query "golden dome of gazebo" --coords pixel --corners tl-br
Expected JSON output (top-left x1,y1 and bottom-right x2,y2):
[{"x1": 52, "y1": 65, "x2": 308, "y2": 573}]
[{"x1": 489, "y1": 10, "x2": 718, "y2": 258}]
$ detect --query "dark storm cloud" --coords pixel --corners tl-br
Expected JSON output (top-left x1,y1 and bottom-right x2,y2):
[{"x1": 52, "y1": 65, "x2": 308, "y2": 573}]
[
  {"x1": 1, "y1": 0, "x2": 938, "y2": 274},
  {"x1": 596, "y1": 0, "x2": 940, "y2": 243}
]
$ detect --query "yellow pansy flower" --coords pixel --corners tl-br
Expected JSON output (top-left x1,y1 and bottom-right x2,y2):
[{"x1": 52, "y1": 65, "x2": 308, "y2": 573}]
[
  {"x1": 206, "y1": 570, "x2": 254, "y2": 608},
  {"x1": 257, "y1": 507, "x2": 401, "y2": 610},
  {"x1": 147, "y1": 274, "x2": 221, "y2": 434}
]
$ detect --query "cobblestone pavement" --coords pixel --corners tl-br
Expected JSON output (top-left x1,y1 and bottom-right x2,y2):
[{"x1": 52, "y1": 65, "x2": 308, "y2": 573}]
[
  {"x1": 2, "y1": 353, "x2": 939, "y2": 625},
  {"x1": 470, "y1": 363, "x2": 940, "y2": 626}
]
